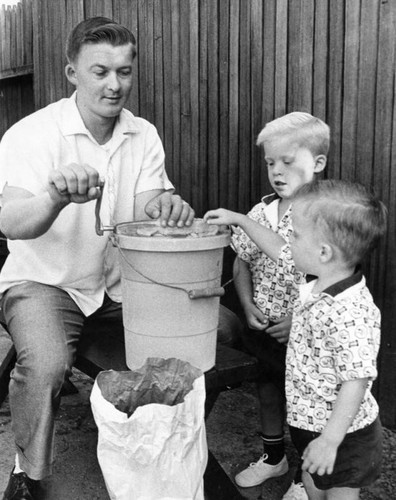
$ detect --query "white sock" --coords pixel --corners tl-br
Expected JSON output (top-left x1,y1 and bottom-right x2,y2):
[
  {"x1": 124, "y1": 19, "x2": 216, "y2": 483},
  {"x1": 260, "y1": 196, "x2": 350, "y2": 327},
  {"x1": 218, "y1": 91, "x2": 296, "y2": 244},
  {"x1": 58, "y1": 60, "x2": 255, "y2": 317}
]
[{"x1": 14, "y1": 454, "x2": 24, "y2": 474}]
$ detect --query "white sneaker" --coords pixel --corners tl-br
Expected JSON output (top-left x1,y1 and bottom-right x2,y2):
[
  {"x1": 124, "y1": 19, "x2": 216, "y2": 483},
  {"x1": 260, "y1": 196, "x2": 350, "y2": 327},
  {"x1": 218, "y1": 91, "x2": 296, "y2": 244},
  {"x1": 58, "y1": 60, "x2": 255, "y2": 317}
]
[
  {"x1": 235, "y1": 454, "x2": 289, "y2": 487},
  {"x1": 282, "y1": 481, "x2": 308, "y2": 500}
]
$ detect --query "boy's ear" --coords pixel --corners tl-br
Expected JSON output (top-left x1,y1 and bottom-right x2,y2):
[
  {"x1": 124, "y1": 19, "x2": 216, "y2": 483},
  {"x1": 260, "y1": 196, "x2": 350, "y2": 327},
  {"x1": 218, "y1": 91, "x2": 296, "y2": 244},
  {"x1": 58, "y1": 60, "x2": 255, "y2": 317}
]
[
  {"x1": 314, "y1": 154, "x2": 327, "y2": 173},
  {"x1": 65, "y1": 64, "x2": 77, "y2": 86},
  {"x1": 319, "y1": 242, "x2": 333, "y2": 263}
]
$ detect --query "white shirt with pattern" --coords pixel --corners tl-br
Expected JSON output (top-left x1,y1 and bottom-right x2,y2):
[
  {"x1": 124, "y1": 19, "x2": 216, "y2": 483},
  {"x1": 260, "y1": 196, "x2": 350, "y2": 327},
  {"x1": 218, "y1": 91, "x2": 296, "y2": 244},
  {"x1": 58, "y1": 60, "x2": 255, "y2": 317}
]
[
  {"x1": 286, "y1": 274, "x2": 380, "y2": 433},
  {"x1": 0, "y1": 93, "x2": 174, "y2": 315},
  {"x1": 231, "y1": 194, "x2": 305, "y2": 320}
]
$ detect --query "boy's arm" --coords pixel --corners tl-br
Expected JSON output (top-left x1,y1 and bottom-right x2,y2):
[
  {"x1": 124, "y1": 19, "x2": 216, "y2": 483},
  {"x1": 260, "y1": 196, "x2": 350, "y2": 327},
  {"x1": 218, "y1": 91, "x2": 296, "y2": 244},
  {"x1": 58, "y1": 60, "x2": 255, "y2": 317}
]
[
  {"x1": 233, "y1": 257, "x2": 268, "y2": 330},
  {"x1": 301, "y1": 378, "x2": 368, "y2": 476},
  {"x1": 204, "y1": 208, "x2": 285, "y2": 261}
]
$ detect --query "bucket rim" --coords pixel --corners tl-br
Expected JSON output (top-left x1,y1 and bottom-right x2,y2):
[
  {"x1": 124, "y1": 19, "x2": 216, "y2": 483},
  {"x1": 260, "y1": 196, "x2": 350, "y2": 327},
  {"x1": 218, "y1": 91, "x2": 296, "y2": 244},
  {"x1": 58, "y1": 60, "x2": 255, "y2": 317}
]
[{"x1": 114, "y1": 219, "x2": 231, "y2": 252}]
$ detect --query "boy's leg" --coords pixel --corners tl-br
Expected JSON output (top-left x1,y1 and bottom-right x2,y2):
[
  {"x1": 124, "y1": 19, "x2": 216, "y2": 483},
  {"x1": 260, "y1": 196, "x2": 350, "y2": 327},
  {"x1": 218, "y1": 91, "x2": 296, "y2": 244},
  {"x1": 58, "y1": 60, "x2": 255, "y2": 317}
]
[
  {"x1": 302, "y1": 471, "x2": 360, "y2": 500},
  {"x1": 2, "y1": 282, "x2": 86, "y2": 481},
  {"x1": 235, "y1": 327, "x2": 289, "y2": 487}
]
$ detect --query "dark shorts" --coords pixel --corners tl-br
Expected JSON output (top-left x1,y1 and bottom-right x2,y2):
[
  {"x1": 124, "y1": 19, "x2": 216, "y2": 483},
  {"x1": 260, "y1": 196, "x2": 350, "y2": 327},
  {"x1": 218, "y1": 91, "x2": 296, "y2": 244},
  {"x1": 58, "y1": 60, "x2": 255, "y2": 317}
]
[
  {"x1": 241, "y1": 324, "x2": 286, "y2": 392},
  {"x1": 289, "y1": 417, "x2": 383, "y2": 490}
]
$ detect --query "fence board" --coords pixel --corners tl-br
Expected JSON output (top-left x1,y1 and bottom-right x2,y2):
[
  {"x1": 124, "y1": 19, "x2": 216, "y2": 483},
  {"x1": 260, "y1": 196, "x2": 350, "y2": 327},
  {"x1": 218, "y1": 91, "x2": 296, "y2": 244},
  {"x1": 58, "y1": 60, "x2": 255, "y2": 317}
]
[{"x1": 227, "y1": 0, "x2": 239, "y2": 211}]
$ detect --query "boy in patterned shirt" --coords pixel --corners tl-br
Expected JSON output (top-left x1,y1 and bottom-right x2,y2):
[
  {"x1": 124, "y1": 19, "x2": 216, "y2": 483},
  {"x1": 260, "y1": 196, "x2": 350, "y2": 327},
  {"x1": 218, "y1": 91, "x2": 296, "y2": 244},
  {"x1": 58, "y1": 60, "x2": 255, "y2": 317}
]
[
  {"x1": 286, "y1": 180, "x2": 386, "y2": 499},
  {"x1": 204, "y1": 112, "x2": 329, "y2": 498}
]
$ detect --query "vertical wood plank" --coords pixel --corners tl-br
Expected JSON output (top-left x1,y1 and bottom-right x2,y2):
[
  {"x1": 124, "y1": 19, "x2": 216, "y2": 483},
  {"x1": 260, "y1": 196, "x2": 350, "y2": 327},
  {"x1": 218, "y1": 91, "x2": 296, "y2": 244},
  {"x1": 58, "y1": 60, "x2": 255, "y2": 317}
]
[
  {"x1": 312, "y1": 0, "x2": 328, "y2": 121},
  {"x1": 189, "y1": 0, "x2": 200, "y2": 209},
  {"x1": 238, "y1": 0, "x2": 251, "y2": 212},
  {"x1": 341, "y1": 0, "x2": 360, "y2": 181},
  {"x1": 274, "y1": 0, "x2": 287, "y2": 117},
  {"x1": 218, "y1": 0, "x2": 230, "y2": 210},
  {"x1": 207, "y1": 0, "x2": 219, "y2": 209},
  {"x1": 250, "y1": 0, "x2": 263, "y2": 204},
  {"x1": 228, "y1": 0, "x2": 239, "y2": 211},
  {"x1": 327, "y1": 0, "x2": 344, "y2": 180},
  {"x1": 288, "y1": 0, "x2": 314, "y2": 112},
  {"x1": 198, "y1": 0, "x2": 208, "y2": 213}
]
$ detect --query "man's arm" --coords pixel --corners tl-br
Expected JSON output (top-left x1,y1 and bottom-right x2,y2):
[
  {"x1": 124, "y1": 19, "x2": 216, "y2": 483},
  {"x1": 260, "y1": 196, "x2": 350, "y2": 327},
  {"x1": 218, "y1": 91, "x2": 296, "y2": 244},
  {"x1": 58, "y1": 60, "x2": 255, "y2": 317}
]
[
  {"x1": 204, "y1": 208, "x2": 285, "y2": 261},
  {"x1": 0, "y1": 164, "x2": 102, "y2": 240},
  {"x1": 301, "y1": 378, "x2": 368, "y2": 476}
]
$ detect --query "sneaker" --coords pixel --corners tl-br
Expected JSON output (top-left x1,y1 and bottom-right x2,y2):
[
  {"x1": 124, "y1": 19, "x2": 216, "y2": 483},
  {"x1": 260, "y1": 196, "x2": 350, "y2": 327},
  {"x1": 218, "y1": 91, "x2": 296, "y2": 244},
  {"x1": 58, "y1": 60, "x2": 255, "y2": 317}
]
[
  {"x1": 282, "y1": 481, "x2": 308, "y2": 500},
  {"x1": 2, "y1": 468, "x2": 38, "y2": 500},
  {"x1": 235, "y1": 454, "x2": 289, "y2": 488}
]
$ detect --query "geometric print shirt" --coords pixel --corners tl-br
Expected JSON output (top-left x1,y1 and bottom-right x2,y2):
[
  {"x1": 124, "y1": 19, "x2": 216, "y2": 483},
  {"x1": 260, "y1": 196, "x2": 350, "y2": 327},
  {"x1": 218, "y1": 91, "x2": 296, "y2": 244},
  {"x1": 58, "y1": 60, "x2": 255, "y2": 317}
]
[
  {"x1": 285, "y1": 271, "x2": 381, "y2": 433},
  {"x1": 231, "y1": 194, "x2": 305, "y2": 321}
]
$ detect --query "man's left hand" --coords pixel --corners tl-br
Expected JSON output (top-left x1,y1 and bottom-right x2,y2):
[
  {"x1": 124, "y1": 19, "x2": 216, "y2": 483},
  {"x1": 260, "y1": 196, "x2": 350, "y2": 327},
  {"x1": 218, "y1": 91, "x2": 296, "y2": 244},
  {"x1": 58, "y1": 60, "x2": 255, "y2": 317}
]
[{"x1": 145, "y1": 191, "x2": 195, "y2": 227}]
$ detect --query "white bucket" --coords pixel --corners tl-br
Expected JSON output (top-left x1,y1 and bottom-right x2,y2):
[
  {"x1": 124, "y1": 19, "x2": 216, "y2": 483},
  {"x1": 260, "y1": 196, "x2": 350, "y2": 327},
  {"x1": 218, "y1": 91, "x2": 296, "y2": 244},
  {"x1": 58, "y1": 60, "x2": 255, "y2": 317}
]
[{"x1": 115, "y1": 220, "x2": 230, "y2": 372}]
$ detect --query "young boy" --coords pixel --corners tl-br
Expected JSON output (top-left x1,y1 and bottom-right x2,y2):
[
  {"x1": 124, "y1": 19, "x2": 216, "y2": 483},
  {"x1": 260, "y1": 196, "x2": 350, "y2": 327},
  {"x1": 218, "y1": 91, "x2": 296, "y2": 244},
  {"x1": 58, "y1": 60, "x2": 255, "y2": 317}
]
[
  {"x1": 286, "y1": 180, "x2": 386, "y2": 499},
  {"x1": 204, "y1": 112, "x2": 329, "y2": 498}
]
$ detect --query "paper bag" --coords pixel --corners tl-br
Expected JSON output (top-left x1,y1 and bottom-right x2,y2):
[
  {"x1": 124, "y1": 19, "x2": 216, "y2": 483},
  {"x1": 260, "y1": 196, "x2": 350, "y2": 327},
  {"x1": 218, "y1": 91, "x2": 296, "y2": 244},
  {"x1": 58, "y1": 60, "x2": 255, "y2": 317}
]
[{"x1": 90, "y1": 357, "x2": 207, "y2": 500}]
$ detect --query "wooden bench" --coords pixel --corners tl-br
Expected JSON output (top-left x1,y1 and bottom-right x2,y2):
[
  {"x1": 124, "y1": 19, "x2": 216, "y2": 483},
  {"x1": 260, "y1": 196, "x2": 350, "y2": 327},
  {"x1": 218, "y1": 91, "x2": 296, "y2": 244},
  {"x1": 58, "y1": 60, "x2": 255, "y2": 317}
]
[{"x1": 0, "y1": 307, "x2": 258, "y2": 500}]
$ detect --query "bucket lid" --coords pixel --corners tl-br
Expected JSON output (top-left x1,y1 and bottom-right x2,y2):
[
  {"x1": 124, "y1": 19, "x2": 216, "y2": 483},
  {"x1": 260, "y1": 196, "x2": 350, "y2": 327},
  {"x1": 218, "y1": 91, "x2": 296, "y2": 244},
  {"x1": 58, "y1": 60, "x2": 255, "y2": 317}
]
[{"x1": 115, "y1": 218, "x2": 231, "y2": 252}]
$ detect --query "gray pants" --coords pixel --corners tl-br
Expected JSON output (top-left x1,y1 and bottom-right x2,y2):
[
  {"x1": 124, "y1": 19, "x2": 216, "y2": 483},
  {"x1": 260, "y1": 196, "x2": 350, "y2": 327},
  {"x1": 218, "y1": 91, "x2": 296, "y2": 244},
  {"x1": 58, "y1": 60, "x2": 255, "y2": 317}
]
[{"x1": 1, "y1": 282, "x2": 123, "y2": 480}]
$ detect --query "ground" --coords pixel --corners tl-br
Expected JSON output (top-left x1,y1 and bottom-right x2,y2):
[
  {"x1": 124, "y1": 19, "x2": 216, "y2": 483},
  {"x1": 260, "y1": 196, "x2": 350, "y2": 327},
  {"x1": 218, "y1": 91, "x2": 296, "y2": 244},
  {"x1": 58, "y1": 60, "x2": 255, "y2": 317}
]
[{"x1": 0, "y1": 369, "x2": 395, "y2": 499}]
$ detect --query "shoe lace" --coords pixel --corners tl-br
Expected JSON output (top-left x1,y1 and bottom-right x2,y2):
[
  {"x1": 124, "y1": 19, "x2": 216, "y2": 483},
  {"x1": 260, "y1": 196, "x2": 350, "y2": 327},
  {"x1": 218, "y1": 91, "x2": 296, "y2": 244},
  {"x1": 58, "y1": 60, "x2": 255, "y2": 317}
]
[{"x1": 249, "y1": 453, "x2": 268, "y2": 468}]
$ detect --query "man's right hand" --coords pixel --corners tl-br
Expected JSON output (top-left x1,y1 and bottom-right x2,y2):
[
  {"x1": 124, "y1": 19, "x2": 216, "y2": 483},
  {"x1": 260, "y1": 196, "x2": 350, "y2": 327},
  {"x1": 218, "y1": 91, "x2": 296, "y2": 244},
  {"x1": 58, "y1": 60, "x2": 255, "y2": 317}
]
[{"x1": 48, "y1": 164, "x2": 103, "y2": 205}]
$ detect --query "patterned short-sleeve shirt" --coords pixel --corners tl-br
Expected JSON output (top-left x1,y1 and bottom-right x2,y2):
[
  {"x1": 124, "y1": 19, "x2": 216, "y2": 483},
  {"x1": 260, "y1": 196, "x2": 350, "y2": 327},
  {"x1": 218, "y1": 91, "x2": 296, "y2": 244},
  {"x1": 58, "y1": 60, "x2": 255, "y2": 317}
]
[
  {"x1": 231, "y1": 194, "x2": 305, "y2": 320},
  {"x1": 286, "y1": 273, "x2": 381, "y2": 433}
]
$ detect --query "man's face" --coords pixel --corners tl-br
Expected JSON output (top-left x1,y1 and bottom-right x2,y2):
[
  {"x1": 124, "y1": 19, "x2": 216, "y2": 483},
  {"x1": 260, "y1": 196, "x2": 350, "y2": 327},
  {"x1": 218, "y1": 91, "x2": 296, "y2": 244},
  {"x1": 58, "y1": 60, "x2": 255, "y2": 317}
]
[
  {"x1": 66, "y1": 42, "x2": 134, "y2": 127},
  {"x1": 264, "y1": 135, "x2": 323, "y2": 200}
]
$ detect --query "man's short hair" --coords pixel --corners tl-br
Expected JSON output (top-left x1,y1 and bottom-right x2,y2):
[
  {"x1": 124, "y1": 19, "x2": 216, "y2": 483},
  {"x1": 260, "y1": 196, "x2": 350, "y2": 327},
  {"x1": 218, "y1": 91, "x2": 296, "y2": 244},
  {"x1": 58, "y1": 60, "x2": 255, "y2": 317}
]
[
  {"x1": 66, "y1": 17, "x2": 137, "y2": 63},
  {"x1": 257, "y1": 112, "x2": 330, "y2": 157},
  {"x1": 294, "y1": 179, "x2": 387, "y2": 266}
]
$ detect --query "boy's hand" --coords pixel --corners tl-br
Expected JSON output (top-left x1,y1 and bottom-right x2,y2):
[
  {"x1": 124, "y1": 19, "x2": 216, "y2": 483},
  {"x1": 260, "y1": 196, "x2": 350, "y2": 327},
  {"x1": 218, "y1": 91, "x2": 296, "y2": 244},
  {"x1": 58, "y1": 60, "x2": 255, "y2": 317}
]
[
  {"x1": 204, "y1": 208, "x2": 243, "y2": 227},
  {"x1": 266, "y1": 316, "x2": 292, "y2": 344},
  {"x1": 243, "y1": 303, "x2": 269, "y2": 330},
  {"x1": 301, "y1": 435, "x2": 338, "y2": 476}
]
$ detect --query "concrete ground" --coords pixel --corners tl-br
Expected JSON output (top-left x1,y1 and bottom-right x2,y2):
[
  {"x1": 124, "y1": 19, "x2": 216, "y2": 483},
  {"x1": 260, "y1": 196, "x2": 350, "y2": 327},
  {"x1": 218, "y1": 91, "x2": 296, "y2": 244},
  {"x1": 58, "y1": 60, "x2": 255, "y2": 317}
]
[{"x1": 0, "y1": 369, "x2": 395, "y2": 499}]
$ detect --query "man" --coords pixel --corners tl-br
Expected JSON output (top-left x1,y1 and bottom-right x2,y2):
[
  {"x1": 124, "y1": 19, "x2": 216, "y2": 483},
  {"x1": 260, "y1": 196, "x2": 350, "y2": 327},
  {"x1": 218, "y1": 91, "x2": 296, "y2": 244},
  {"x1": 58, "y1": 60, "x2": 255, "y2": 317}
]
[{"x1": 0, "y1": 17, "x2": 194, "y2": 500}]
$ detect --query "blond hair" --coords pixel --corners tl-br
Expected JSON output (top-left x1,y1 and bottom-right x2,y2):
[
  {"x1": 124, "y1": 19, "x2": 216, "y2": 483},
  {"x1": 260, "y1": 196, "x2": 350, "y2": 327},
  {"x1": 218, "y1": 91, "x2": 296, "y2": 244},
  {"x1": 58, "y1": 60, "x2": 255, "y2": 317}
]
[
  {"x1": 294, "y1": 180, "x2": 387, "y2": 266},
  {"x1": 257, "y1": 112, "x2": 330, "y2": 157}
]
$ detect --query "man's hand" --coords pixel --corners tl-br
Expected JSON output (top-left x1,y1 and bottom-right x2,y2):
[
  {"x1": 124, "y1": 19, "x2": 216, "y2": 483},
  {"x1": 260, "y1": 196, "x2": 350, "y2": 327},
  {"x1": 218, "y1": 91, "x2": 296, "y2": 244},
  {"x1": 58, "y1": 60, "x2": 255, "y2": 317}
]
[
  {"x1": 48, "y1": 164, "x2": 103, "y2": 205},
  {"x1": 266, "y1": 316, "x2": 292, "y2": 344},
  {"x1": 145, "y1": 191, "x2": 195, "y2": 227},
  {"x1": 302, "y1": 435, "x2": 338, "y2": 476}
]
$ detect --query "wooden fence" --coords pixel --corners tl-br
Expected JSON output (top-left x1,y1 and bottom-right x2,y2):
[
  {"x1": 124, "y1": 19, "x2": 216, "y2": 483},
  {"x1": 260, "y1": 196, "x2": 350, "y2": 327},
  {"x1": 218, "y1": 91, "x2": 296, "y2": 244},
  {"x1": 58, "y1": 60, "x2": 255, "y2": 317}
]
[
  {"x1": 1, "y1": 0, "x2": 396, "y2": 427},
  {"x1": 0, "y1": 0, "x2": 34, "y2": 139}
]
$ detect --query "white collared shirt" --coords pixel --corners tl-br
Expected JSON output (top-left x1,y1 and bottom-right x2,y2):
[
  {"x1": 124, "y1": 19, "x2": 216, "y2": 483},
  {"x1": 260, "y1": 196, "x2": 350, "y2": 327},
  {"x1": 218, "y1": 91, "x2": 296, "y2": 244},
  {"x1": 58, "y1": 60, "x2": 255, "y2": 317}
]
[{"x1": 0, "y1": 93, "x2": 173, "y2": 314}]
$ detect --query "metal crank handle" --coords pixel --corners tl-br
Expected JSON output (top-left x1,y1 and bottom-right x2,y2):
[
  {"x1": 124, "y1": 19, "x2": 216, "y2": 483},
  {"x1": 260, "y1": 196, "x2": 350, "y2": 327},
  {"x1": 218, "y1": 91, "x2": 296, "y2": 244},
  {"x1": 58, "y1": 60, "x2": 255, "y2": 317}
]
[{"x1": 95, "y1": 184, "x2": 114, "y2": 236}]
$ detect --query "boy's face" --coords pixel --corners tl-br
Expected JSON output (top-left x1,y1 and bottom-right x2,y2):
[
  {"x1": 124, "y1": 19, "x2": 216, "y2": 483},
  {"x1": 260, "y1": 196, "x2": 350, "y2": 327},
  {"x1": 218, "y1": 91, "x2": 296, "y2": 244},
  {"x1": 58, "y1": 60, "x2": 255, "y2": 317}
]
[
  {"x1": 290, "y1": 203, "x2": 321, "y2": 274},
  {"x1": 65, "y1": 42, "x2": 134, "y2": 130},
  {"x1": 264, "y1": 135, "x2": 325, "y2": 200}
]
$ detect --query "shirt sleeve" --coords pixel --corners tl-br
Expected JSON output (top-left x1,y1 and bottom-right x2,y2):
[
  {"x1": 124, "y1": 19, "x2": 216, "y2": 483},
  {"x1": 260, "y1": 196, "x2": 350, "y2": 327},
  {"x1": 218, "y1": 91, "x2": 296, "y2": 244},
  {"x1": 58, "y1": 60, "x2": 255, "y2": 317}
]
[
  {"x1": 230, "y1": 204, "x2": 268, "y2": 263},
  {"x1": 0, "y1": 126, "x2": 48, "y2": 195},
  {"x1": 133, "y1": 123, "x2": 174, "y2": 195}
]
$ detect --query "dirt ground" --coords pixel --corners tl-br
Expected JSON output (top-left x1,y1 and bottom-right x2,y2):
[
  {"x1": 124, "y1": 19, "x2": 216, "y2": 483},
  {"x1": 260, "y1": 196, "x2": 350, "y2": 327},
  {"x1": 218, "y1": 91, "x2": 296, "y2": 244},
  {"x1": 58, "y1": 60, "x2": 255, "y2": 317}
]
[{"x1": 0, "y1": 369, "x2": 395, "y2": 500}]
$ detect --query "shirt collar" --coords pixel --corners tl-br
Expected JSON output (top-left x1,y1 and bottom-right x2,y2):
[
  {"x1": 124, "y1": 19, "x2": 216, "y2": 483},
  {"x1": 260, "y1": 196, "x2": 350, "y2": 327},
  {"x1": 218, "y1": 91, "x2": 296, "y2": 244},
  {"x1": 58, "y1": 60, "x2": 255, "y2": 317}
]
[
  {"x1": 261, "y1": 193, "x2": 280, "y2": 206},
  {"x1": 321, "y1": 269, "x2": 363, "y2": 297},
  {"x1": 60, "y1": 92, "x2": 140, "y2": 138}
]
